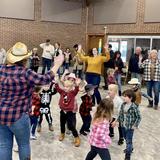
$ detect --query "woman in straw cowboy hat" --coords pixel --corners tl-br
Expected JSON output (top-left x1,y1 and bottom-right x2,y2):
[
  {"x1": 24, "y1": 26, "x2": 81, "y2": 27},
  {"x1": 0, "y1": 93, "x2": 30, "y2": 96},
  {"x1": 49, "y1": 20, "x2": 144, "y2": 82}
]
[{"x1": 0, "y1": 42, "x2": 64, "y2": 160}]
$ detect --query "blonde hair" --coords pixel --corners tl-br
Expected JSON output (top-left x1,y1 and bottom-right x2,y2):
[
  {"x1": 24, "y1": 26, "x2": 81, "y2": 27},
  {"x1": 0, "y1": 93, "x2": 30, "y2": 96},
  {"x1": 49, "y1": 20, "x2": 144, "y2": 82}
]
[
  {"x1": 107, "y1": 68, "x2": 115, "y2": 76},
  {"x1": 108, "y1": 84, "x2": 118, "y2": 94},
  {"x1": 93, "y1": 98, "x2": 113, "y2": 122}
]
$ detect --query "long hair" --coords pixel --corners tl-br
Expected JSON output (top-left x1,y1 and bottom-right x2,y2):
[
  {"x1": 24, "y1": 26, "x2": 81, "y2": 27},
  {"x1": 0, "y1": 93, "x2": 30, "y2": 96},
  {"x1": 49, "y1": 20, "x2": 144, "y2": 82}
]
[{"x1": 93, "y1": 98, "x2": 114, "y2": 122}]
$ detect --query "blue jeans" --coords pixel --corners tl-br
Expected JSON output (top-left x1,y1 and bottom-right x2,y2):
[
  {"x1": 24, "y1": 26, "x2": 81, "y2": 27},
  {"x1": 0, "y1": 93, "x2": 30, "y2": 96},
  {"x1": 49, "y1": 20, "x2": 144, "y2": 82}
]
[
  {"x1": 80, "y1": 114, "x2": 92, "y2": 133},
  {"x1": 85, "y1": 73, "x2": 101, "y2": 105},
  {"x1": 122, "y1": 127, "x2": 134, "y2": 155},
  {"x1": 42, "y1": 57, "x2": 52, "y2": 74},
  {"x1": 114, "y1": 73, "x2": 122, "y2": 93},
  {"x1": 146, "y1": 80, "x2": 160, "y2": 106},
  {"x1": 0, "y1": 113, "x2": 31, "y2": 160},
  {"x1": 30, "y1": 115, "x2": 38, "y2": 136}
]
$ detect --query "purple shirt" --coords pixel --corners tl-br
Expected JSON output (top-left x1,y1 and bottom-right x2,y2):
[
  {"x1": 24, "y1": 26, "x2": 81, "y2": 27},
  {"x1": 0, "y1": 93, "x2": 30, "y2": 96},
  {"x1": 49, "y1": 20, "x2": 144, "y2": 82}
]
[{"x1": 0, "y1": 65, "x2": 54, "y2": 126}]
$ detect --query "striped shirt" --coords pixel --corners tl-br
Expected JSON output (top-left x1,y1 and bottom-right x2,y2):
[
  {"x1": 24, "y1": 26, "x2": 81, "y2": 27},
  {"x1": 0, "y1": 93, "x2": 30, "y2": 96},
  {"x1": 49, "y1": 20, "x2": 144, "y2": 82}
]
[
  {"x1": 0, "y1": 65, "x2": 54, "y2": 126},
  {"x1": 88, "y1": 120, "x2": 111, "y2": 149}
]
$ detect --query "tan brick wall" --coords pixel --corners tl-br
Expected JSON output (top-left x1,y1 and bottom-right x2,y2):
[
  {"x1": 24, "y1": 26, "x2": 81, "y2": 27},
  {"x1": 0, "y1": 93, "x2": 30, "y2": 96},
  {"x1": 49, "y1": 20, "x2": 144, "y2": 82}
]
[
  {"x1": 87, "y1": 0, "x2": 160, "y2": 35},
  {"x1": 0, "y1": 0, "x2": 86, "y2": 52}
]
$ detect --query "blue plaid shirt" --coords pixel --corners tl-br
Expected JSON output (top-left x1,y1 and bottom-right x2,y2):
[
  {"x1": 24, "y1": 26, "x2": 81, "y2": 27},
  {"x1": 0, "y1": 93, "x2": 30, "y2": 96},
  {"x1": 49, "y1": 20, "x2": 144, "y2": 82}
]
[{"x1": 0, "y1": 65, "x2": 54, "y2": 126}]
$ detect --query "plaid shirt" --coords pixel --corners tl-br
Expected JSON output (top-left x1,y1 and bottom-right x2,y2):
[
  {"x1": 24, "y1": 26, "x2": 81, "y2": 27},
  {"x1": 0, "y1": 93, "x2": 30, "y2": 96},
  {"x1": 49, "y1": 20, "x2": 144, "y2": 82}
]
[
  {"x1": 79, "y1": 94, "x2": 93, "y2": 116},
  {"x1": 0, "y1": 65, "x2": 54, "y2": 126},
  {"x1": 117, "y1": 102, "x2": 141, "y2": 129},
  {"x1": 140, "y1": 59, "x2": 160, "y2": 81},
  {"x1": 89, "y1": 120, "x2": 111, "y2": 148},
  {"x1": 30, "y1": 92, "x2": 41, "y2": 117}
]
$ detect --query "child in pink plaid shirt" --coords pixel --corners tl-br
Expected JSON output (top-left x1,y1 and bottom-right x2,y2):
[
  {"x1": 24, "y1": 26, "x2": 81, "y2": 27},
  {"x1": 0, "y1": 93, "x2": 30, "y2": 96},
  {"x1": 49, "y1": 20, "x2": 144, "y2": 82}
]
[{"x1": 85, "y1": 98, "x2": 113, "y2": 160}]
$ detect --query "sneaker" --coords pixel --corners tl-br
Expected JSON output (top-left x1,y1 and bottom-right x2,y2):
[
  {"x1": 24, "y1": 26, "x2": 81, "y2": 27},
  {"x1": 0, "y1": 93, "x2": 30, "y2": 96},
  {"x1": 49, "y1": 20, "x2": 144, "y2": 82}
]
[
  {"x1": 66, "y1": 129, "x2": 72, "y2": 135},
  {"x1": 30, "y1": 135, "x2": 37, "y2": 140},
  {"x1": 118, "y1": 139, "x2": 124, "y2": 145},
  {"x1": 37, "y1": 125, "x2": 41, "y2": 132},
  {"x1": 49, "y1": 124, "x2": 54, "y2": 132},
  {"x1": 80, "y1": 131, "x2": 87, "y2": 136},
  {"x1": 59, "y1": 133, "x2": 65, "y2": 141}
]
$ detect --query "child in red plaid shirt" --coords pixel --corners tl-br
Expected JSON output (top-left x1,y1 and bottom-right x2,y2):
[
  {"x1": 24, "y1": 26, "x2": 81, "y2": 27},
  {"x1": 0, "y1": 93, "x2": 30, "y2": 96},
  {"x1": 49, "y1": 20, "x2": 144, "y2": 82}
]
[
  {"x1": 85, "y1": 98, "x2": 113, "y2": 160},
  {"x1": 30, "y1": 86, "x2": 41, "y2": 140},
  {"x1": 79, "y1": 84, "x2": 95, "y2": 136}
]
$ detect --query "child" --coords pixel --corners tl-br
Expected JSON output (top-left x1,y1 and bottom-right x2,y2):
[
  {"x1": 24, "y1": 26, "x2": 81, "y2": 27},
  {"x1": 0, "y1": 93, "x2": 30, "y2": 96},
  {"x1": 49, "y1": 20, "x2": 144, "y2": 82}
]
[
  {"x1": 107, "y1": 84, "x2": 124, "y2": 145},
  {"x1": 30, "y1": 86, "x2": 41, "y2": 140},
  {"x1": 29, "y1": 48, "x2": 40, "y2": 72},
  {"x1": 55, "y1": 78, "x2": 81, "y2": 147},
  {"x1": 85, "y1": 98, "x2": 113, "y2": 160},
  {"x1": 63, "y1": 48, "x2": 72, "y2": 70},
  {"x1": 107, "y1": 68, "x2": 116, "y2": 85},
  {"x1": 37, "y1": 82, "x2": 57, "y2": 132},
  {"x1": 79, "y1": 84, "x2": 95, "y2": 136},
  {"x1": 128, "y1": 78, "x2": 152, "y2": 106},
  {"x1": 117, "y1": 89, "x2": 141, "y2": 160}
]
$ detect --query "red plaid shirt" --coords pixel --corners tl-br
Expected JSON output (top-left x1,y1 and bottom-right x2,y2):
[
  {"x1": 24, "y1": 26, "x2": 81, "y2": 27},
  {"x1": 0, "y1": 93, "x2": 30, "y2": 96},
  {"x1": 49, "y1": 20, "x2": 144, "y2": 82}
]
[
  {"x1": 88, "y1": 120, "x2": 111, "y2": 148},
  {"x1": 79, "y1": 94, "x2": 93, "y2": 116},
  {"x1": 30, "y1": 92, "x2": 41, "y2": 117},
  {"x1": 0, "y1": 65, "x2": 54, "y2": 126}
]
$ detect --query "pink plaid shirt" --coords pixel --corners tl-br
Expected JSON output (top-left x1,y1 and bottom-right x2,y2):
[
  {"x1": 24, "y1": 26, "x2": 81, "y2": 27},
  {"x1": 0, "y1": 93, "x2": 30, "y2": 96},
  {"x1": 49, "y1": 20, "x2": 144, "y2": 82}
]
[{"x1": 88, "y1": 120, "x2": 111, "y2": 148}]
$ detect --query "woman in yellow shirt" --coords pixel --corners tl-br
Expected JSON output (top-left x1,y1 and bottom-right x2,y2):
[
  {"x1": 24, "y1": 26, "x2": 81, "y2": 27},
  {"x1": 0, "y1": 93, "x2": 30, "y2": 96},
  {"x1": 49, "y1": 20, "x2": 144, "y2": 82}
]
[{"x1": 77, "y1": 45, "x2": 110, "y2": 104}]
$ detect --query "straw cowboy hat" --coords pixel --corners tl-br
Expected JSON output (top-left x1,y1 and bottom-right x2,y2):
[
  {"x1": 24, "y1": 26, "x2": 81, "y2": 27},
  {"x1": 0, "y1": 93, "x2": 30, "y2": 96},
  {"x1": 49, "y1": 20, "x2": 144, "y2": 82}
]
[
  {"x1": 7, "y1": 42, "x2": 32, "y2": 64},
  {"x1": 128, "y1": 78, "x2": 140, "y2": 85}
]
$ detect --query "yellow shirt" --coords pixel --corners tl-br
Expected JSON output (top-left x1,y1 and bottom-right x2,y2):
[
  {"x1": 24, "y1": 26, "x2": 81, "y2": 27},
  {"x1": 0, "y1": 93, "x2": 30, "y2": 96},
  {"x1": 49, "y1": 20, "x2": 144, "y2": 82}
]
[{"x1": 77, "y1": 50, "x2": 110, "y2": 75}]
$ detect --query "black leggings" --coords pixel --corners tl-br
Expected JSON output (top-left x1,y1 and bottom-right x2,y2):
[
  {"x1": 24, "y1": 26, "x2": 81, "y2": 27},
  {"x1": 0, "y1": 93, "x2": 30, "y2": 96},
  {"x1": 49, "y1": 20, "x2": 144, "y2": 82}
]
[
  {"x1": 85, "y1": 146, "x2": 111, "y2": 160},
  {"x1": 60, "y1": 110, "x2": 78, "y2": 137}
]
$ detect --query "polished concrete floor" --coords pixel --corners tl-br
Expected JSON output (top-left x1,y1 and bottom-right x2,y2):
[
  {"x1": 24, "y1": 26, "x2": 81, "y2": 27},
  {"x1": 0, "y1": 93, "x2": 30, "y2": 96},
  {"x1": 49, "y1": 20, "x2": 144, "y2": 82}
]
[{"x1": 13, "y1": 85, "x2": 160, "y2": 160}]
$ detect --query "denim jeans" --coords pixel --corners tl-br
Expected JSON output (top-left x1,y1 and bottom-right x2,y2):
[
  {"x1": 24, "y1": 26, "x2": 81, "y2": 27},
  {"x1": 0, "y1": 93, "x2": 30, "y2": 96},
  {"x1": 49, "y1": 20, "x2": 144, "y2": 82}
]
[
  {"x1": 146, "y1": 80, "x2": 160, "y2": 106},
  {"x1": 30, "y1": 115, "x2": 38, "y2": 136},
  {"x1": 85, "y1": 146, "x2": 111, "y2": 160},
  {"x1": 85, "y1": 73, "x2": 101, "y2": 105},
  {"x1": 80, "y1": 114, "x2": 92, "y2": 133},
  {"x1": 0, "y1": 113, "x2": 31, "y2": 160},
  {"x1": 122, "y1": 127, "x2": 134, "y2": 155},
  {"x1": 42, "y1": 57, "x2": 52, "y2": 74},
  {"x1": 114, "y1": 73, "x2": 122, "y2": 93}
]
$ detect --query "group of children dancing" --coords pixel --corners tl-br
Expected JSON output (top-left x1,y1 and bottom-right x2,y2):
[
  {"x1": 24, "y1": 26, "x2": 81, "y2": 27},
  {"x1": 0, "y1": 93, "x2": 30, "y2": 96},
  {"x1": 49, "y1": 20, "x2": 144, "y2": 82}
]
[{"x1": 29, "y1": 69, "x2": 143, "y2": 160}]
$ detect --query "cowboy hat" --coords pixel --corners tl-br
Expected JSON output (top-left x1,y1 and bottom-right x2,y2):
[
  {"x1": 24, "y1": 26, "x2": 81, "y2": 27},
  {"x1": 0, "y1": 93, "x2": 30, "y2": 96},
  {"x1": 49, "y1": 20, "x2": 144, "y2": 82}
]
[
  {"x1": 128, "y1": 78, "x2": 140, "y2": 85},
  {"x1": 68, "y1": 73, "x2": 76, "y2": 80},
  {"x1": 7, "y1": 42, "x2": 32, "y2": 64}
]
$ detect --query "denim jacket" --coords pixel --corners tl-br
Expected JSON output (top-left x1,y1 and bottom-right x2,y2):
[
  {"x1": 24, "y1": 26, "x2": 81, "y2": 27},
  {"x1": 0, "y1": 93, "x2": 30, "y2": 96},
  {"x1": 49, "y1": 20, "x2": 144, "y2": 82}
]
[{"x1": 117, "y1": 102, "x2": 141, "y2": 129}]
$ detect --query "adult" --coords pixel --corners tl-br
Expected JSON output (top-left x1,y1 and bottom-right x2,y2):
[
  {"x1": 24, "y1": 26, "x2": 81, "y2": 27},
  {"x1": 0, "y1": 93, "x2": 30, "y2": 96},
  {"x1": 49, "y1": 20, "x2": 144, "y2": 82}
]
[
  {"x1": 128, "y1": 47, "x2": 146, "y2": 83},
  {"x1": 29, "y1": 48, "x2": 40, "y2": 72},
  {"x1": 0, "y1": 42, "x2": 63, "y2": 160},
  {"x1": 113, "y1": 51, "x2": 124, "y2": 96},
  {"x1": 77, "y1": 44, "x2": 110, "y2": 105},
  {"x1": 0, "y1": 48, "x2": 6, "y2": 64},
  {"x1": 73, "y1": 44, "x2": 84, "y2": 79},
  {"x1": 54, "y1": 42, "x2": 63, "y2": 75},
  {"x1": 103, "y1": 44, "x2": 115, "y2": 90},
  {"x1": 139, "y1": 50, "x2": 160, "y2": 109},
  {"x1": 40, "y1": 39, "x2": 55, "y2": 74}
]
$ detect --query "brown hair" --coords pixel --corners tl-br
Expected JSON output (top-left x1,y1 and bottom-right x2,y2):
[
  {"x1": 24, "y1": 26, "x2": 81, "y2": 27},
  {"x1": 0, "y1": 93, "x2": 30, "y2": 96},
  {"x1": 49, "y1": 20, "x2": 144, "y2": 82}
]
[
  {"x1": 122, "y1": 89, "x2": 136, "y2": 102},
  {"x1": 93, "y1": 98, "x2": 114, "y2": 122}
]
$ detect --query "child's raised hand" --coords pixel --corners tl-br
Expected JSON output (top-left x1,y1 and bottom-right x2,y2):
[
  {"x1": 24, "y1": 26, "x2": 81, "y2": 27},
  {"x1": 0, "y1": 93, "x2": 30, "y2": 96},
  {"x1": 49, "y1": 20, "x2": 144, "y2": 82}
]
[
  {"x1": 78, "y1": 44, "x2": 82, "y2": 52},
  {"x1": 75, "y1": 78, "x2": 81, "y2": 86}
]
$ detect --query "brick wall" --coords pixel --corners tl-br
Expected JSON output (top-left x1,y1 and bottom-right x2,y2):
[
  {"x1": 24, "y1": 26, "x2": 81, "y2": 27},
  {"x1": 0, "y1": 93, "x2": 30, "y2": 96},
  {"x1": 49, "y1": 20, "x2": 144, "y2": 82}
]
[
  {"x1": 0, "y1": 0, "x2": 86, "y2": 52},
  {"x1": 87, "y1": 0, "x2": 160, "y2": 35}
]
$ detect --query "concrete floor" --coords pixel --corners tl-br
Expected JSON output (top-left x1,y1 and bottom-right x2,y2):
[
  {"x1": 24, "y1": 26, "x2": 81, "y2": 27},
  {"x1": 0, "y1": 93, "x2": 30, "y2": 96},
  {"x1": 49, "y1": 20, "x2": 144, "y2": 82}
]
[{"x1": 13, "y1": 85, "x2": 160, "y2": 160}]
